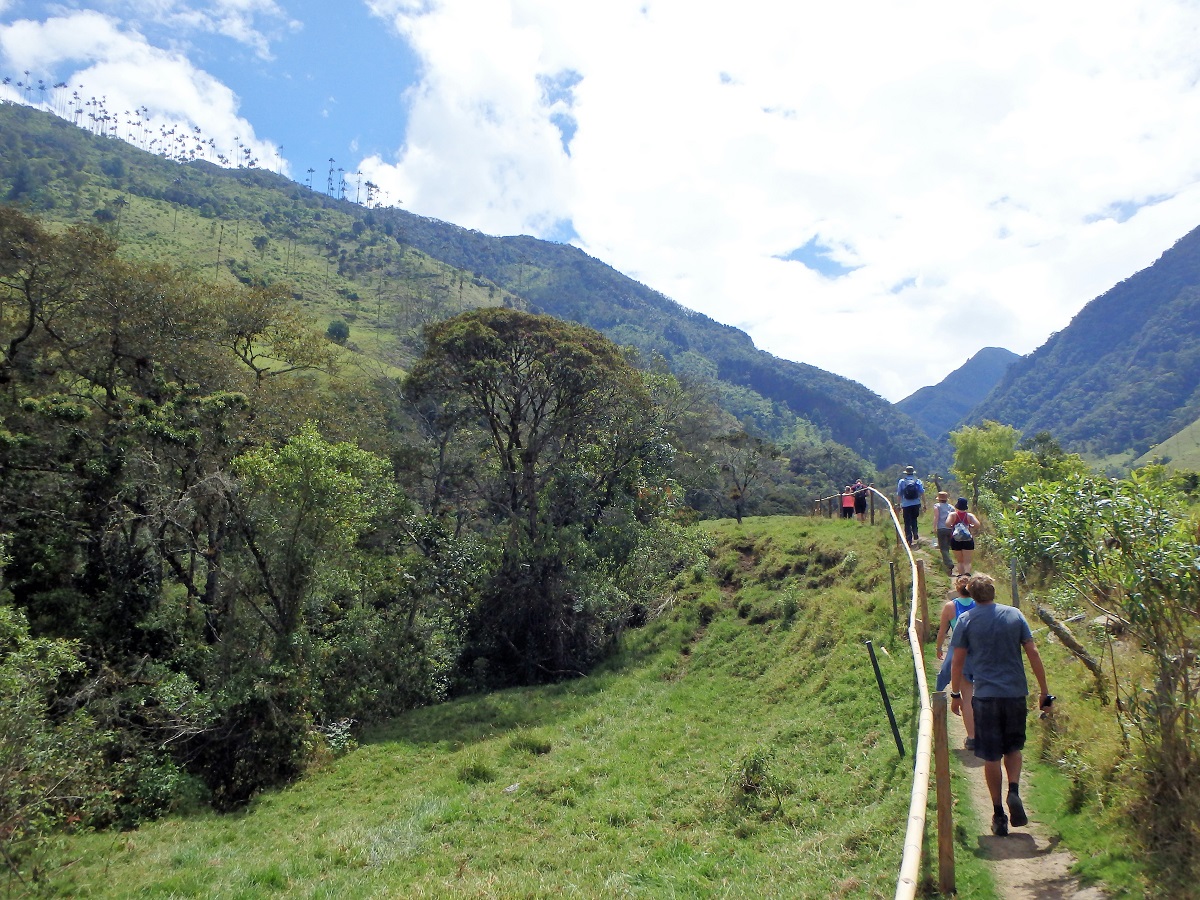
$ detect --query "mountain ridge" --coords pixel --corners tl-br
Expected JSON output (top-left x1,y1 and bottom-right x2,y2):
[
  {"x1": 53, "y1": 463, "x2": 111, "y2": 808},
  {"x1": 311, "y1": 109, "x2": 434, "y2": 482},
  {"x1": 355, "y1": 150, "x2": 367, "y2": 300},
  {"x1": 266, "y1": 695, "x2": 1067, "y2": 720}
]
[
  {"x1": 0, "y1": 101, "x2": 942, "y2": 473},
  {"x1": 897, "y1": 346, "x2": 1019, "y2": 441},
  {"x1": 969, "y1": 224, "x2": 1200, "y2": 456}
]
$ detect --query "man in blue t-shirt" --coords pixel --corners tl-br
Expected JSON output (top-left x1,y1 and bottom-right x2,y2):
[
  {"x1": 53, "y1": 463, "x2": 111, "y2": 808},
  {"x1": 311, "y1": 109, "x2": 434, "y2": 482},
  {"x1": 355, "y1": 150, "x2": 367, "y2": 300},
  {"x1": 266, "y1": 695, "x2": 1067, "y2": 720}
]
[
  {"x1": 949, "y1": 573, "x2": 1051, "y2": 837},
  {"x1": 895, "y1": 465, "x2": 924, "y2": 545}
]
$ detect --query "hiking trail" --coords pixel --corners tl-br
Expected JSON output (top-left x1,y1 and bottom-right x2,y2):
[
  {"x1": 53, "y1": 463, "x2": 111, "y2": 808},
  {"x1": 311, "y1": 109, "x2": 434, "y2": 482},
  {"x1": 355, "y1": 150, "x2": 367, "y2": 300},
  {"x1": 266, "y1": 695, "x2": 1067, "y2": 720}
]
[{"x1": 945, "y1": 688, "x2": 1107, "y2": 899}]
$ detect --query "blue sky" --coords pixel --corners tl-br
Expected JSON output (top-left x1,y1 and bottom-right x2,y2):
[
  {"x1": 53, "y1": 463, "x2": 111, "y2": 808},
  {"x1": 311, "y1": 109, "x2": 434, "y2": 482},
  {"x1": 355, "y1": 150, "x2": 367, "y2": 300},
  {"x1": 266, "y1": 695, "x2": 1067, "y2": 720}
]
[{"x1": 4, "y1": 1, "x2": 1200, "y2": 401}]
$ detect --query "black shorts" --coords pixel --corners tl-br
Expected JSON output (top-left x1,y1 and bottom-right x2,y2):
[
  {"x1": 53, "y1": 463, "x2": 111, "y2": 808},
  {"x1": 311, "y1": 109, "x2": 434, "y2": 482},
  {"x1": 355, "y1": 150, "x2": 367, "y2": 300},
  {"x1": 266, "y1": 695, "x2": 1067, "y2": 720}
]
[
  {"x1": 971, "y1": 696, "x2": 1028, "y2": 761},
  {"x1": 950, "y1": 537, "x2": 975, "y2": 551},
  {"x1": 854, "y1": 498, "x2": 867, "y2": 513}
]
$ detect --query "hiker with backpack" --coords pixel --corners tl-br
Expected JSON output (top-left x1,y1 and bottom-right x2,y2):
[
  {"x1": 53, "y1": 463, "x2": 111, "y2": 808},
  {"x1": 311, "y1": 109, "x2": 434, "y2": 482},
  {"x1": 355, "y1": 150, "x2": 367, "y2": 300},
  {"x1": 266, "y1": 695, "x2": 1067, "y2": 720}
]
[
  {"x1": 895, "y1": 466, "x2": 925, "y2": 546},
  {"x1": 935, "y1": 575, "x2": 977, "y2": 749},
  {"x1": 931, "y1": 490, "x2": 956, "y2": 574},
  {"x1": 946, "y1": 496, "x2": 980, "y2": 576},
  {"x1": 853, "y1": 478, "x2": 869, "y2": 522}
]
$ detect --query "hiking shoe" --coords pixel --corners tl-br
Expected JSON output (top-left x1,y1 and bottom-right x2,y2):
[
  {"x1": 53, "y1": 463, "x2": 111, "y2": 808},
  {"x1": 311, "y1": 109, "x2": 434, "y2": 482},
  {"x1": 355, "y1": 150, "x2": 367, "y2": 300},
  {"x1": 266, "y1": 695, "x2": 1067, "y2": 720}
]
[
  {"x1": 964, "y1": 737, "x2": 975, "y2": 751},
  {"x1": 991, "y1": 812, "x2": 1009, "y2": 836},
  {"x1": 1007, "y1": 792, "x2": 1028, "y2": 827}
]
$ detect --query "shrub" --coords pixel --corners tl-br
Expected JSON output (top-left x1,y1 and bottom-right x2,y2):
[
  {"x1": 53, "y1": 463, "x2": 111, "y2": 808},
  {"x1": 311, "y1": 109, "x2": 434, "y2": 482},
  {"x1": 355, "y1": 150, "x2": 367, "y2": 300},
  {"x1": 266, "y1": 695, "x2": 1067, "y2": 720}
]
[
  {"x1": 326, "y1": 319, "x2": 350, "y2": 343},
  {"x1": 726, "y1": 746, "x2": 789, "y2": 813},
  {"x1": 0, "y1": 604, "x2": 112, "y2": 880},
  {"x1": 1000, "y1": 471, "x2": 1200, "y2": 883}
]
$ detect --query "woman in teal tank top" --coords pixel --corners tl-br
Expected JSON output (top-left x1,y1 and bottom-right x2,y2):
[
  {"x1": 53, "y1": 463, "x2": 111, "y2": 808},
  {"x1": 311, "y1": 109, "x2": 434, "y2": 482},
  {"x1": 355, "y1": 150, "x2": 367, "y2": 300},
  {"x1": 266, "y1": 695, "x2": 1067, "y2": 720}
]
[{"x1": 935, "y1": 576, "x2": 976, "y2": 748}]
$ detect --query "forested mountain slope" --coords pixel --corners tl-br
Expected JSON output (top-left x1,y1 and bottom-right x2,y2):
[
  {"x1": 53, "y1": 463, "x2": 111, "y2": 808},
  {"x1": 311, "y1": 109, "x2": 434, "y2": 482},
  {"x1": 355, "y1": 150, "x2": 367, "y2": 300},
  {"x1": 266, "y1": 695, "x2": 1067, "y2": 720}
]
[
  {"x1": 970, "y1": 224, "x2": 1200, "y2": 456},
  {"x1": 0, "y1": 102, "x2": 938, "y2": 471},
  {"x1": 381, "y1": 224, "x2": 940, "y2": 470},
  {"x1": 897, "y1": 346, "x2": 1018, "y2": 440}
]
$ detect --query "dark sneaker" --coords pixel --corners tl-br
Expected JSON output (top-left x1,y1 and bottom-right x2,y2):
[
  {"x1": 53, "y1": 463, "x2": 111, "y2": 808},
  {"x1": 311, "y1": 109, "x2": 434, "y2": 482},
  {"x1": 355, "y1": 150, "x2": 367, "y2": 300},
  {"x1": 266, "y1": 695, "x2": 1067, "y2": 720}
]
[
  {"x1": 991, "y1": 812, "x2": 1009, "y2": 836},
  {"x1": 1008, "y1": 792, "x2": 1028, "y2": 827},
  {"x1": 964, "y1": 737, "x2": 975, "y2": 751}
]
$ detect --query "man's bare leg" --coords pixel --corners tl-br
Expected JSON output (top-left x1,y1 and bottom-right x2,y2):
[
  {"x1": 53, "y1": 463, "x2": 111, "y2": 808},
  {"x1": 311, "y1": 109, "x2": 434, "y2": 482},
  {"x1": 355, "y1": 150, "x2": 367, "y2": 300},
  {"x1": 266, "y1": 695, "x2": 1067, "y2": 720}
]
[{"x1": 1003, "y1": 750, "x2": 1028, "y2": 826}]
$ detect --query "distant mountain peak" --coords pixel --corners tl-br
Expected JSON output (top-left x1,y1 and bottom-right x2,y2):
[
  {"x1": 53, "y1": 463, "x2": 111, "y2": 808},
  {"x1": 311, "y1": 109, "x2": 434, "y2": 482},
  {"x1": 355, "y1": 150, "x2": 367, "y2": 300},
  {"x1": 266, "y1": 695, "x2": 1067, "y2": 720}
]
[{"x1": 896, "y1": 347, "x2": 1020, "y2": 440}]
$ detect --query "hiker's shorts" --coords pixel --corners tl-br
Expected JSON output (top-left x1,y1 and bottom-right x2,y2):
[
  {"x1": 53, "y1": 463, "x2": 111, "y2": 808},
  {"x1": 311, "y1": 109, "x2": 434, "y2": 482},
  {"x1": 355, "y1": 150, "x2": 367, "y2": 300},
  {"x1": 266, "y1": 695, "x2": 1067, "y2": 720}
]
[{"x1": 971, "y1": 696, "x2": 1027, "y2": 761}]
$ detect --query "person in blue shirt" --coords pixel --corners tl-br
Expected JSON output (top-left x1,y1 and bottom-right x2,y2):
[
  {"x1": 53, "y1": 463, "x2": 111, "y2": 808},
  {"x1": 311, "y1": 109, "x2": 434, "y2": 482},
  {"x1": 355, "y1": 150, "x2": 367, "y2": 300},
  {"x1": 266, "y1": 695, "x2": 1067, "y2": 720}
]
[
  {"x1": 895, "y1": 465, "x2": 925, "y2": 545},
  {"x1": 950, "y1": 573, "x2": 1051, "y2": 837}
]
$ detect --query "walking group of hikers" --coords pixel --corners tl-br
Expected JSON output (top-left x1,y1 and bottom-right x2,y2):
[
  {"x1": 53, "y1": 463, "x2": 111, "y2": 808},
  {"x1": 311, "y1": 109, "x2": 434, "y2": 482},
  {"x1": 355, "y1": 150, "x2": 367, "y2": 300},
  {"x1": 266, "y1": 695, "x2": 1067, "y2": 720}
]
[
  {"x1": 838, "y1": 478, "x2": 870, "y2": 521},
  {"x1": 876, "y1": 465, "x2": 1054, "y2": 837},
  {"x1": 893, "y1": 466, "x2": 980, "y2": 576}
]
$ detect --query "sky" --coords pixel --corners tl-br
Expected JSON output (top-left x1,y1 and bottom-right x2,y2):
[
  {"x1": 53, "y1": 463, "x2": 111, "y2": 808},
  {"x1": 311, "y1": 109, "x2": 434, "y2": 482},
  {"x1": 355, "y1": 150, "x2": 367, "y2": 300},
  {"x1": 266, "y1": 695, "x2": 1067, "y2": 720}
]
[{"x1": 4, "y1": 2, "x2": 1200, "y2": 402}]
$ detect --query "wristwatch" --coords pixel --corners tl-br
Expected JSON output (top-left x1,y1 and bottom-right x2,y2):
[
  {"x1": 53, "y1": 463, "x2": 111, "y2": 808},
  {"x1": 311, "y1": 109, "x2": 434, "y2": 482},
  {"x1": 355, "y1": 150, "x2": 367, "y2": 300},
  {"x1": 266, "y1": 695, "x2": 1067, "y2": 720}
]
[{"x1": 949, "y1": 691, "x2": 962, "y2": 699}]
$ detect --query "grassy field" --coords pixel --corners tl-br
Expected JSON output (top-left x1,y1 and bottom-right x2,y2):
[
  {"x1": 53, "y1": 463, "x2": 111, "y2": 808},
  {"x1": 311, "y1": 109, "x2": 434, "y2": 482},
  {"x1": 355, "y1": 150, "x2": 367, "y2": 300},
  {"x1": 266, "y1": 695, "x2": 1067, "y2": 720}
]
[
  {"x1": 40, "y1": 516, "x2": 1002, "y2": 899},
  {"x1": 1133, "y1": 413, "x2": 1200, "y2": 471}
]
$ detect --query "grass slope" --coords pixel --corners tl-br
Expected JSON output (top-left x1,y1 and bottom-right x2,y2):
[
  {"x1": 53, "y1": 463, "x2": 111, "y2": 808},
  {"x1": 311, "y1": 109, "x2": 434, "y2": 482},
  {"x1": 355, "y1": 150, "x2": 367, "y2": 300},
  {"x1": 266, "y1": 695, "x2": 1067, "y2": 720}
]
[
  {"x1": 44, "y1": 517, "x2": 997, "y2": 899},
  {"x1": 1134, "y1": 413, "x2": 1200, "y2": 471}
]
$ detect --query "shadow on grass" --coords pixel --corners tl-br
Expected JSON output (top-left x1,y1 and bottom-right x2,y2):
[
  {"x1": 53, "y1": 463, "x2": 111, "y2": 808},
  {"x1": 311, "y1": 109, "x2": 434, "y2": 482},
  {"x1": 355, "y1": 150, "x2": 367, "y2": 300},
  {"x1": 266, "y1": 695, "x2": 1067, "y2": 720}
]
[
  {"x1": 361, "y1": 669, "x2": 620, "y2": 748},
  {"x1": 358, "y1": 616, "x2": 685, "y2": 749}
]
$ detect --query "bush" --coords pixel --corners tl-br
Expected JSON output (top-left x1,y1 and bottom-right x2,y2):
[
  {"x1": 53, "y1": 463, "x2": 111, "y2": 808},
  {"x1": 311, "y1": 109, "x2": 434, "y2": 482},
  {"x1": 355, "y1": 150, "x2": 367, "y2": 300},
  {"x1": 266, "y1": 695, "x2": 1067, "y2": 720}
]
[
  {"x1": 326, "y1": 319, "x2": 350, "y2": 343},
  {"x1": 0, "y1": 604, "x2": 112, "y2": 879}
]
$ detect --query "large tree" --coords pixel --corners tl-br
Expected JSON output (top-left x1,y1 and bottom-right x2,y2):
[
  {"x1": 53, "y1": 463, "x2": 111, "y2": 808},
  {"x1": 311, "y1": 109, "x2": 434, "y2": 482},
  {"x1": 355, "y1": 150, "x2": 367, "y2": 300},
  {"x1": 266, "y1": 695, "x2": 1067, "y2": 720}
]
[
  {"x1": 406, "y1": 308, "x2": 666, "y2": 683},
  {"x1": 949, "y1": 420, "x2": 1020, "y2": 505}
]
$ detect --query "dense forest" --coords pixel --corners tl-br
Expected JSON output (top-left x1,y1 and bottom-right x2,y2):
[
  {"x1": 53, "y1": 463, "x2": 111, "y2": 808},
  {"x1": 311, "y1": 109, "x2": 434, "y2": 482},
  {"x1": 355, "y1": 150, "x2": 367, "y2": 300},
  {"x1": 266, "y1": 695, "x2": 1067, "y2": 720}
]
[{"x1": 0, "y1": 204, "x2": 735, "y2": 845}]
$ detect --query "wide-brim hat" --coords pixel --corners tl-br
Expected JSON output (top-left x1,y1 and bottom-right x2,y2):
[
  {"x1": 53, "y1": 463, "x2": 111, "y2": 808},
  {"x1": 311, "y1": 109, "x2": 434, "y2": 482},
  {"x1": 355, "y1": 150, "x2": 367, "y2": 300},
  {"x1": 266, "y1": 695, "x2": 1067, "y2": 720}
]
[
  {"x1": 904, "y1": 465, "x2": 915, "y2": 474},
  {"x1": 955, "y1": 497, "x2": 969, "y2": 510}
]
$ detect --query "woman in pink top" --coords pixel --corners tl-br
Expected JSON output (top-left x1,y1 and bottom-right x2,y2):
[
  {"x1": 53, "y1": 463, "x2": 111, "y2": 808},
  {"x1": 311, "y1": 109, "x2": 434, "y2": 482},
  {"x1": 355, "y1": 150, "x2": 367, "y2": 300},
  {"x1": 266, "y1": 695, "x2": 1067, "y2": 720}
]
[{"x1": 841, "y1": 486, "x2": 856, "y2": 519}]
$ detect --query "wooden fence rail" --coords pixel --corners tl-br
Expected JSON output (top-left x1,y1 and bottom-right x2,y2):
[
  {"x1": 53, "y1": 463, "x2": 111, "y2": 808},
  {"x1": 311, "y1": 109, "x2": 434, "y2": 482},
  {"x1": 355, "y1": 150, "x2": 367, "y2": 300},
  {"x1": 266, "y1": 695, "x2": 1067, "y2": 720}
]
[{"x1": 809, "y1": 485, "x2": 939, "y2": 896}]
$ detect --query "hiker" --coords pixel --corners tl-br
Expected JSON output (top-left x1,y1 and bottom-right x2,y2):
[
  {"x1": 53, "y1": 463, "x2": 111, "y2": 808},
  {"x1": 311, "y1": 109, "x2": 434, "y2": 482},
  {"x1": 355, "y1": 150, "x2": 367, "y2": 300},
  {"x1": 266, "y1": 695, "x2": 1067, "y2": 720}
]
[
  {"x1": 946, "y1": 497, "x2": 980, "y2": 575},
  {"x1": 841, "y1": 486, "x2": 856, "y2": 519},
  {"x1": 931, "y1": 490, "x2": 956, "y2": 574},
  {"x1": 935, "y1": 575, "x2": 976, "y2": 749},
  {"x1": 853, "y1": 478, "x2": 869, "y2": 522},
  {"x1": 949, "y1": 573, "x2": 1052, "y2": 837},
  {"x1": 895, "y1": 466, "x2": 925, "y2": 545}
]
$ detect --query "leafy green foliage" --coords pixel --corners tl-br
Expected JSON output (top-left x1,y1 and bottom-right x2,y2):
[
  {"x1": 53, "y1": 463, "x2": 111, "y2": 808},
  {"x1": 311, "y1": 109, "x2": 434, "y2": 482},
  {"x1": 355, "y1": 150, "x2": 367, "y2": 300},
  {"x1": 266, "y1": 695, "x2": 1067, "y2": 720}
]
[
  {"x1": 232, "y1": 423, "x2": 394, "y2": 647},
  {"x1": 985, "y1": 431, "x2": 1091, "y2": 503},
  {"x1": 998, "y1": 470, "x2": 1200, "y2": 888},
  {"x1": 406, "y1": 309, "x2": 669, "y2": 684},
  {"x1": 0, "y1": 604, "x2": 110, "y2": 882},
  {"x1": 949, "y1": 419, "x2": 1020, "y2": 504}
]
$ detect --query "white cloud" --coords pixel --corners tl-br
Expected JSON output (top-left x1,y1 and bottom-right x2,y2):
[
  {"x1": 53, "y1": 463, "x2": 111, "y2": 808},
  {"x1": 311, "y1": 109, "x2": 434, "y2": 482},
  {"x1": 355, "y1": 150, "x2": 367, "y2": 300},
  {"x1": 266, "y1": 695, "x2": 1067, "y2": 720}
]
[
  {"x1": 0, "y1": 11, "x2": 279, "y2": 169},
  {"x1": 38, "y1": 1, "x2": 298, "y2": 57},
  {"x1": 361, "y1": 0, "x2": 1200, "y2": 400}
]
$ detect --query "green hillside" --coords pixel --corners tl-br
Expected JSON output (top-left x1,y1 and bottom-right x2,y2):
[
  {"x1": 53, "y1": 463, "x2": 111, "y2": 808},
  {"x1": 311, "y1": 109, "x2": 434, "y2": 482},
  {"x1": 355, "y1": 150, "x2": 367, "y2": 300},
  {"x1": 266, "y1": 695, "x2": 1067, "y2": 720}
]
[
  {"x1": 969, "y1": 225, "x2": 1200, "y2": 457},
  {"x1": 42, "y1": 517, "x2": 998, "y2": 899},
  {"x1": 0, "y1": 101, "x2": 939, "y2": 473},
  {"x1": 1135, "y1": 413, "x2": 1200, "y2": 471}
]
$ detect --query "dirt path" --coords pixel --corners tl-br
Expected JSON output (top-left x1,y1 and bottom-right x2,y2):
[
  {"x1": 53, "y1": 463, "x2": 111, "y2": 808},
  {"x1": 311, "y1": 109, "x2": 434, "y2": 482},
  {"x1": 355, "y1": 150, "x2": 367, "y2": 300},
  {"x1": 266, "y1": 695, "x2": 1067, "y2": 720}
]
[{"x1": 945, "y1": 709, "x2": 1107, "y2": 899}]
